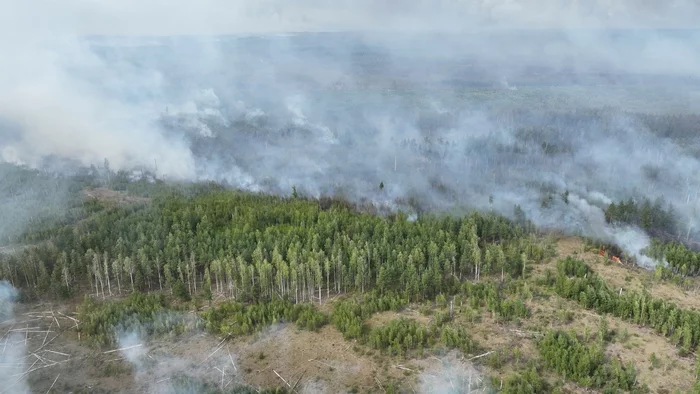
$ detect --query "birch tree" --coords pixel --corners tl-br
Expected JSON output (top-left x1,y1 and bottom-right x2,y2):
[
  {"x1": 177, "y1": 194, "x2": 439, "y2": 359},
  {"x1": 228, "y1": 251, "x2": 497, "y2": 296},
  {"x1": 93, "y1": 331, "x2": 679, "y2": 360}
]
[
  {"x1": 123, "y1": 256, "x2": 135, "y2": 292},
  {"x1": 92, "y1": 252, "x2": 104, "y2": 298},
  {"x1": 112, "y1": 258, "x2": 122, "y2": 294},
  {"x1": 103, "y1": 251, "x2": 112, "y2": 296}
]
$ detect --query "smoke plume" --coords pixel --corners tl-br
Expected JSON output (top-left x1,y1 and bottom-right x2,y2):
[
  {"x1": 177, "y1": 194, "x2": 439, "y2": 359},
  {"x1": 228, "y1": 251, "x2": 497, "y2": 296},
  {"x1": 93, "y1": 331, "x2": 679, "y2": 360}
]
[
  {"x1": 2, "y1": 2, "x2": 700, "y2": 265},
  {"x1": 419, "y1": 351, "x2": 489, "y2": 393}
]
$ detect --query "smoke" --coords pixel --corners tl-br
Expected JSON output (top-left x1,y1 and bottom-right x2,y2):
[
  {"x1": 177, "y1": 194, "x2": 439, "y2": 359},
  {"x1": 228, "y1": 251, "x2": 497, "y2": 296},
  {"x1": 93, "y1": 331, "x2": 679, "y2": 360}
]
[
  {"x1": 113, "y1": 314, "x2": 243, "y2": 394},
  {"x1": 0, "y1": 281, "x2": 30, "y2": 394},
  {"x1": 2, "y1": 2, "x2": 700, "y2": 266},
  {"x1": 0, "y1": 34, "x2": 197, "y2": 178},
  {"x1": 0, "y1": 163, "x2": 81, "y2": 245},
  {"x1": 117, "y1": 331, "x2": 148, "y2": 369},
  {"x1": 418, "y1": 351, "x2": 489, "y2": 393},
  {"x1": 115, "y1": 328, "x2": 193, "y2": 394}
]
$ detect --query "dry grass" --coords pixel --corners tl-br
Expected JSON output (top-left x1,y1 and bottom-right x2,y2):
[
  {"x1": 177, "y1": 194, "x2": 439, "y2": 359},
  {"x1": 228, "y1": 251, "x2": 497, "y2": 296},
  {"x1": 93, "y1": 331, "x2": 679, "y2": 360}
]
[
  {"x1": 541, "y1": 236, "x2": 697, "y2": 393},
  {"x1": 82, "y1": 187, "x2": 150, "y2": 206},
  {"x1": 446, "y1": 236, "x2": 698, "y2": 393},
  {"x1": 234, "y1": 324, "x2": 386, "y2": 393},
  {"x1": 553, "y1": 237, "x2": 700, "y2": 311},
  {"x1": 366, "y1": 308, "x2": 431, "y2": 327}
]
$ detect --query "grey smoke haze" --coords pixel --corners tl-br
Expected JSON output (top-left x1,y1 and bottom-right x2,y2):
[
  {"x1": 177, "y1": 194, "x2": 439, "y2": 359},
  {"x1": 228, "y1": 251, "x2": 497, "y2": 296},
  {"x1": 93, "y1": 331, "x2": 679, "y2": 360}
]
[
  {"x1": 0, "y1": 281, "x2": 16, "y2": 320},
  {"x1": 113, "y1": 314, "x2": 245, "y2": 393},
  {"x1": 0, "y1": 164, "x2": 79, "y2": 244},
  {"x1": 2, "y1": 2, "x2": 700, "y2": 264},
  {"x1": 3, "y1": 0, "x2": 700, "y2": 35},
  {"x1": 0, "y1": 281, "x2": 30, "y2": 394}
]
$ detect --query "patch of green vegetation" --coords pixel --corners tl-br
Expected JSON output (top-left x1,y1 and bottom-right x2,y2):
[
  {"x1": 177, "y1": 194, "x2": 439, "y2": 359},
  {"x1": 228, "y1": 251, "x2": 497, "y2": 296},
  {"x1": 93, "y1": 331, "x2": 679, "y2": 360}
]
[
  {"x1": 538, "y1": 329, "x2": 644, "y2": 392},
  {"x1": 646, "y1": 239, "x2": 700, "y2": 277},
  {"x1": 553, "y1": 258, "x2": 700, "y2": 355},
  {"x1": 77, "y1": 291, "x2": 198, "y2": 347},
  {"x1": 367, "y1": 318, "x2": 430, "y2": 356},
  {"x1": 202, "y1": 299, "x2": 327, "y2": 336},
  {"x1": 331, "y1": 291, "x2": 408, "y2": 339},
  {"x1": 500, "y1": 367, "x2": 550, "y2": 394}
]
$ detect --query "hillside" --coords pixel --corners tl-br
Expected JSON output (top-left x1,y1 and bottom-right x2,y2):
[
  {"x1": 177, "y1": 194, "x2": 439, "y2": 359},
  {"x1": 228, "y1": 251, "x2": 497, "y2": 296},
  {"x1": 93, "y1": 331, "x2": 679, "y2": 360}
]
[{"x1": 1, "y1": 186, "x2": 699, "y2": 394}]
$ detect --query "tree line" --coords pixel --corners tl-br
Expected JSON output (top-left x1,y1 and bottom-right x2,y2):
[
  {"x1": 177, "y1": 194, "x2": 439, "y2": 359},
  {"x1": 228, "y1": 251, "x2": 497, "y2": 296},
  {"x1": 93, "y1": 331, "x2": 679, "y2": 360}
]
[
  {"x1": 604, "y1": 198, "x2": 678, "y2": 239},
  {"x1": 645, "y1": 239, "x2": 700, "y2": 277},
  {"x1": 0, "y1": 188, "x2": 549, "y2": 306}
]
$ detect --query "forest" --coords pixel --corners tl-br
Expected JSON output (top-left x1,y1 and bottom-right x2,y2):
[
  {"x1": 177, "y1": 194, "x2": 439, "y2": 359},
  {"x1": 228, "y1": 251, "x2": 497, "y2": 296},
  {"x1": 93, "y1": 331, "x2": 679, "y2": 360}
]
[
  {"x1": 3, "y1": 13, "x2": 700, "y2": 392},
  {"x1": 3, "y1": 165, "x2": 700, "y2": 392},
  {"x1": 1, "y1": 183, "x2": 547, "y2": 304},
  {"x1": 604, "y1": 198, "x2": 678, "y2": 238}
]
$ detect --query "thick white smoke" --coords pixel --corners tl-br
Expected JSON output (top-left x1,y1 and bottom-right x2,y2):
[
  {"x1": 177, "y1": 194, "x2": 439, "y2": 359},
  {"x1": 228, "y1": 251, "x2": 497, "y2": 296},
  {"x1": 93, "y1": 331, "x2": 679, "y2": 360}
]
[
  {"x1": 0, "y1": 34, "x2": 197, "y2": 179},
  {"x1": 418, "y1": 352, "x2": 489, "y2": 393},
  {"x1": 565, "y1": 193, "x2": 656, "y2": 266}
]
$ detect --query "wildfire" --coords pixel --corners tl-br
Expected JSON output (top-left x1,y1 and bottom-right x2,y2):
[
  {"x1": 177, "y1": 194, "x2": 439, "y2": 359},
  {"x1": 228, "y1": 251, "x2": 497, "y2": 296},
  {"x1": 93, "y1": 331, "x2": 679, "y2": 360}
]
[{"x1": 599, "y1": 249, "x2": 622, "y2": 264}]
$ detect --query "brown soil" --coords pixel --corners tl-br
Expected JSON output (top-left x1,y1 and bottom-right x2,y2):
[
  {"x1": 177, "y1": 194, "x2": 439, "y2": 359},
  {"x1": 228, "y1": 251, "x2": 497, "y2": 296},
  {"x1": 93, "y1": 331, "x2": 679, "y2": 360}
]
[{"x1": 233, "y1": 324, "x2": 383, "y2": 393}]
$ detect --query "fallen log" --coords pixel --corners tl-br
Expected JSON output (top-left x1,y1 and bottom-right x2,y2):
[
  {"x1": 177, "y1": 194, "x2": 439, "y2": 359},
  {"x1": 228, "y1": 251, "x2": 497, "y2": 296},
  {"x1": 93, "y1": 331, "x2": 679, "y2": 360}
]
[{"x1": 103, "y1": 344, "x2": 143, "y2": 354}]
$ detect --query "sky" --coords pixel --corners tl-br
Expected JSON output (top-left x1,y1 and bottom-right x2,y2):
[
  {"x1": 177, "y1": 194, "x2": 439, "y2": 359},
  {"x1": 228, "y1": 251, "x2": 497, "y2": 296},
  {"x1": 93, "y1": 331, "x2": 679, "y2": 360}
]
[{"x1": 3, "y1": 0, "x2": 700, "y2": 37}]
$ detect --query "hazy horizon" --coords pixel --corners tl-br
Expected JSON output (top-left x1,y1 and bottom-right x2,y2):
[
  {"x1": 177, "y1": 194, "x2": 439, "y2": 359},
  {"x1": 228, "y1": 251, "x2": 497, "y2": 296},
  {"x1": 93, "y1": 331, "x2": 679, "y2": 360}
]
[{"x1": 3, "y1": 1, "x2": 700, "y2": 37}]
